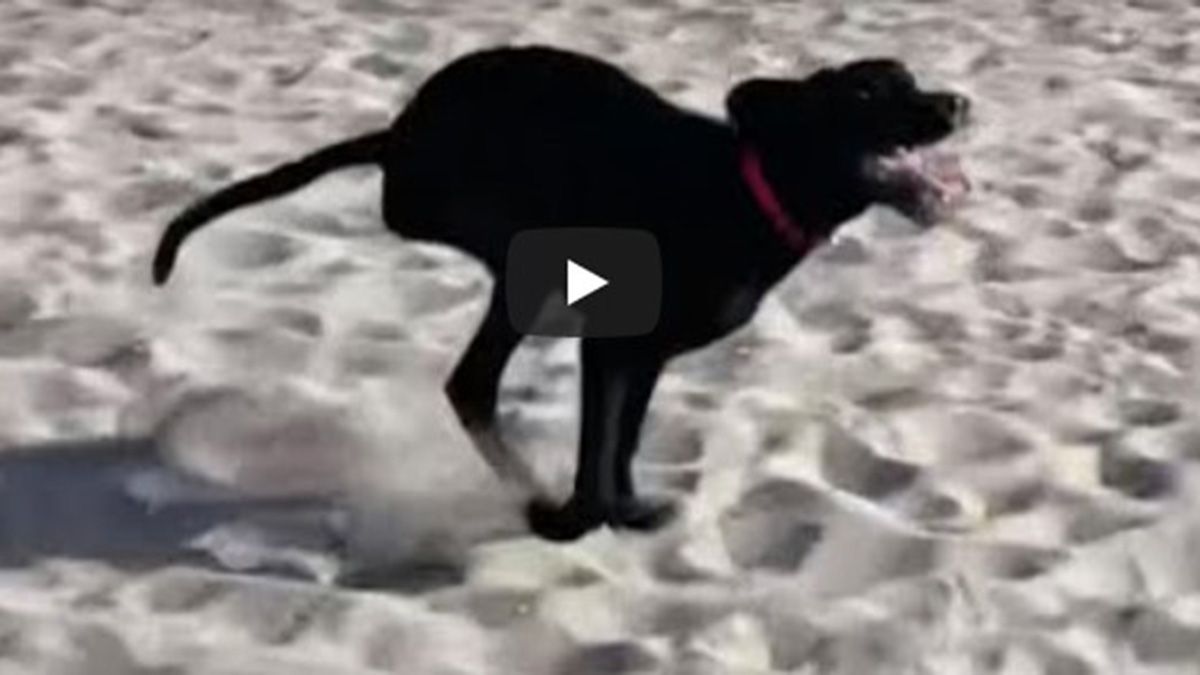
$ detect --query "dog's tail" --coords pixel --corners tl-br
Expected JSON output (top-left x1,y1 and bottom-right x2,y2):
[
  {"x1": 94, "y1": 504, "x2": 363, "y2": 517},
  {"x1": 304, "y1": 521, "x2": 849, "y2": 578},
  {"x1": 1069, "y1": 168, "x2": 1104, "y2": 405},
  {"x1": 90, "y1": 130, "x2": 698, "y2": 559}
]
[{"x1": 151, "y1": 130, "x2": 388, "y2": 285}]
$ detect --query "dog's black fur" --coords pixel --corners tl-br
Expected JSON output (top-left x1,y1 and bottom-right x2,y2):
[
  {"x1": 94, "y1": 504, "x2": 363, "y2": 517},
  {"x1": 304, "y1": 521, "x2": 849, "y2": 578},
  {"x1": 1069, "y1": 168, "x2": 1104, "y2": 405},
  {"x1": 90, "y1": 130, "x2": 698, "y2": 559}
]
[{"x1": 152, "y1": 46, "x2": 969, "y2": 541}]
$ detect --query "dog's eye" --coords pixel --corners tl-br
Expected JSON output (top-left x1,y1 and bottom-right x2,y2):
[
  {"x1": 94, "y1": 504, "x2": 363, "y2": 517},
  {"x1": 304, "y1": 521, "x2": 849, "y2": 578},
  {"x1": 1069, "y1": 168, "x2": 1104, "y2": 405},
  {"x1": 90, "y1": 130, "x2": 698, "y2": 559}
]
[{"x1": 855, "y1": 89, "x2": 873, "y2": 101}]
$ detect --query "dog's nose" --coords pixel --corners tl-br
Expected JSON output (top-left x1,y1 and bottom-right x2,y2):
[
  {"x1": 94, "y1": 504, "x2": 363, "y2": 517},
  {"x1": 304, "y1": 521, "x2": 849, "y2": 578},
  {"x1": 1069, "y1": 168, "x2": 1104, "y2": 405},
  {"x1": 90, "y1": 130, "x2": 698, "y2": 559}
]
[
  {"x1": 938, "y1": 93, "x2": 971, "y2": 125},
  {"x1": 951, "y1": 94, "x2": 971, "y2": 119},
  {"x1": 931, "y1": 92, "x2": 969, "y2": 126}
]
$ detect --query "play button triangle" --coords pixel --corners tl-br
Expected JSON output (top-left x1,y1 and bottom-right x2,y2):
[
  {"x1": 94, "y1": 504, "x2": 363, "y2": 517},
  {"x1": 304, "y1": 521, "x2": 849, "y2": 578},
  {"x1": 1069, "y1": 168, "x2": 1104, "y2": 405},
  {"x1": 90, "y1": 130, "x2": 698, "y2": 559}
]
[{"x1": 566, "y1": 259, "x2": 608, "y2": 306}]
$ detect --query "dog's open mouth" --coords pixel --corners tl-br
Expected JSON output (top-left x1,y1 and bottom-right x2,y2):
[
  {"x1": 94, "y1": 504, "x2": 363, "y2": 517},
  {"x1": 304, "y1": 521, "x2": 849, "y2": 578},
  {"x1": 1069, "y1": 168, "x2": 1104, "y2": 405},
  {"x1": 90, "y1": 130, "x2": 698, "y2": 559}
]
[{"x1": 865, "y1": 145, "x2": 970, "y2": 226}]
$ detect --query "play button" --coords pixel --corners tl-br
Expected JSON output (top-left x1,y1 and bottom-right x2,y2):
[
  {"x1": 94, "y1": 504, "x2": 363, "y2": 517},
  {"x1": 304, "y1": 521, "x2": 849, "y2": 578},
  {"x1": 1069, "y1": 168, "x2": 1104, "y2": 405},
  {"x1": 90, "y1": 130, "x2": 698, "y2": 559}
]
[
  {"x1": 506, "y1": 228, "x2": 661, "y2": 338},
  {"x1": 566, "y1": 259, "x2": 608, "y2": 306}
]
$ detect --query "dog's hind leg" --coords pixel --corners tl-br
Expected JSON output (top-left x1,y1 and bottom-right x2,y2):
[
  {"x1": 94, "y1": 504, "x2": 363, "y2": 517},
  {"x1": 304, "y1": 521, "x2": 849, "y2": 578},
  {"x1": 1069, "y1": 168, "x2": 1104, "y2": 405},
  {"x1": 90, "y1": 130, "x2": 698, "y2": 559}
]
[
  {"x1": 526, "y1": 342, "x2": 669, "y2": 541},
  {"x1": 610, "y1": 356, "x2": 676, "y2": 532},
  {"x1": 445, "y1": 284, "x2": 542, "y2": 499}
]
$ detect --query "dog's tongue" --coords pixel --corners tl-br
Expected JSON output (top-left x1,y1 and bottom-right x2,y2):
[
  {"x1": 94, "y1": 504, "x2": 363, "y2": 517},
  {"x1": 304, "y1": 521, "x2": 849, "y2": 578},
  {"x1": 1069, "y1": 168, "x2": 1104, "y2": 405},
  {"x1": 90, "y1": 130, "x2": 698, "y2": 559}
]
[
  {"x1": 921, "y1": 149, "x2": 970, "y2": 205},
  {"x1": 896, "y1": 148, "x2": 971, "y2": 206},
  {"x1": 874, "y1": 147, "x2": 970, "y2": 225}
]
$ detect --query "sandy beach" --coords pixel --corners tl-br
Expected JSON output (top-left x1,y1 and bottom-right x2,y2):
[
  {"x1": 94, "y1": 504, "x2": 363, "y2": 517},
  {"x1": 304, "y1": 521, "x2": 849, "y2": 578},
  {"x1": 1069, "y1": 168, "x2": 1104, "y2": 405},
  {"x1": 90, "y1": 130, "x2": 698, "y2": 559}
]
[{"x1": 1, "y1": 0, "x2": 1200, "y2": 672}]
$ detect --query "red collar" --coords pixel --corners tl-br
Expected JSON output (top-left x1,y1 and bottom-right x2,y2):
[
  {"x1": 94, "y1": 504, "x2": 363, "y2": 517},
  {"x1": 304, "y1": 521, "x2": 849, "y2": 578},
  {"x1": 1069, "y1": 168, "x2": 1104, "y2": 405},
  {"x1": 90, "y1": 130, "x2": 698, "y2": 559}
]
[{"x1": 738, "y1": 146, "x2": 813, "y2": 255}]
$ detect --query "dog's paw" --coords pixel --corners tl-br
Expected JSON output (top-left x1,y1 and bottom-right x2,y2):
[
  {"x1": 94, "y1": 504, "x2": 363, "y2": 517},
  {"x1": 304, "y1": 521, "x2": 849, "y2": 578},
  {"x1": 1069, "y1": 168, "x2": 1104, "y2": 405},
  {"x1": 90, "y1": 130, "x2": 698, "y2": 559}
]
[
  {"x1": 607, "y1": 496, "x2": 678, "y2": 532},
  {"x1": 525, "y1": 498, "x2": 604, "y2": 542}
]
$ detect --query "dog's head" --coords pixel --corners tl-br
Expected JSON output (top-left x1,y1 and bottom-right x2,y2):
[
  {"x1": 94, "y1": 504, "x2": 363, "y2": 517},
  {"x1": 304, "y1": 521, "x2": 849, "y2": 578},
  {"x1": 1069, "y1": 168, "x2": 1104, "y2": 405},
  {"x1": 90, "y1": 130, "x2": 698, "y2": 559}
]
[{"x1": 727, "y1": 59, "x2": 971, "y2": 227}]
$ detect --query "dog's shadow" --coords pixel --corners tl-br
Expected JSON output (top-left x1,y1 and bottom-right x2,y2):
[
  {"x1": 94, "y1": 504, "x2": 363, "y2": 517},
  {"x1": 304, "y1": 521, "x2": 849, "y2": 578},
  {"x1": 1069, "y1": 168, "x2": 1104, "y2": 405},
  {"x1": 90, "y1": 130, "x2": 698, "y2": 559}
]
[{"x1": 0, "y1": 436, "x2": 346, "y2": 581}]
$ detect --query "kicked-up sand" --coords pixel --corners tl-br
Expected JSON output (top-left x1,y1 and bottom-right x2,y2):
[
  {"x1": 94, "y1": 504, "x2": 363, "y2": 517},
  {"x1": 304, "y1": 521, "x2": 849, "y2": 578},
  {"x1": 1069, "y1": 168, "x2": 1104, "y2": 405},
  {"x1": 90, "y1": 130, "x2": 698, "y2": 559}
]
[{"x1": 1, "y1": 0, "x2": 1200, "y2": 672}]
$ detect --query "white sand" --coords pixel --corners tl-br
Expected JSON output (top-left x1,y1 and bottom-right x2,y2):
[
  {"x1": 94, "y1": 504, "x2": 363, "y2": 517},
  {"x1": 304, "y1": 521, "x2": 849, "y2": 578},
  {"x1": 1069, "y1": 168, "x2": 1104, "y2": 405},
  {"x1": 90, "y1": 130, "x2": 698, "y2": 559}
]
[{"x1": 1, "y1": 0, "x2": 1199, "y2": 671}]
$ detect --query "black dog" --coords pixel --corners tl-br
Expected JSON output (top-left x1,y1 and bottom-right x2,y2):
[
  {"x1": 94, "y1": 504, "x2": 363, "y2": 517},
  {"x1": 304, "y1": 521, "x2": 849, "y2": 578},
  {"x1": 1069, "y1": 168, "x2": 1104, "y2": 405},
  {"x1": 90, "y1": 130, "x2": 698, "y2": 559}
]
[{"x1": 152, "y1": 46, "x2": 970, "y2": 542}]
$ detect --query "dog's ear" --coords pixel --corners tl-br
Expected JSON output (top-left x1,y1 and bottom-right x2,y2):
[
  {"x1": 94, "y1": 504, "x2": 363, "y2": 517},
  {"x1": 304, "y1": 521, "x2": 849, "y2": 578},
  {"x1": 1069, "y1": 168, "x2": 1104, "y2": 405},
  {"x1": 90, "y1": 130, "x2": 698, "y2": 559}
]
[
  {"x1": 839, "y1": 58, "x2": 913, "y2": 85},
  {"x1": 725, "y1": 71, "x2": 833, "y2": 143}
]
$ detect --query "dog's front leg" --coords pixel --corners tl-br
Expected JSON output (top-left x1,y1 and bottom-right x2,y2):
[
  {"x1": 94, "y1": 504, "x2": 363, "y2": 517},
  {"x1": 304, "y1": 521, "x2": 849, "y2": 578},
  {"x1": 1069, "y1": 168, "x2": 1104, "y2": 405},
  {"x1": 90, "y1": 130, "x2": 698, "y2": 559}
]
[{"x1": 526, "y1": 341, "x2": 666, "y2": 541}]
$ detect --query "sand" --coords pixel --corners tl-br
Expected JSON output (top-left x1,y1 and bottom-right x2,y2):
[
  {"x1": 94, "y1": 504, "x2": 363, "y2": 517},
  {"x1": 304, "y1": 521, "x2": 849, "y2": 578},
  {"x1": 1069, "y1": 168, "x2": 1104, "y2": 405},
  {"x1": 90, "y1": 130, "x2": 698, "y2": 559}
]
[{"x1": 1, "y1": 0, "x2": 1199, "y2": 672}]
